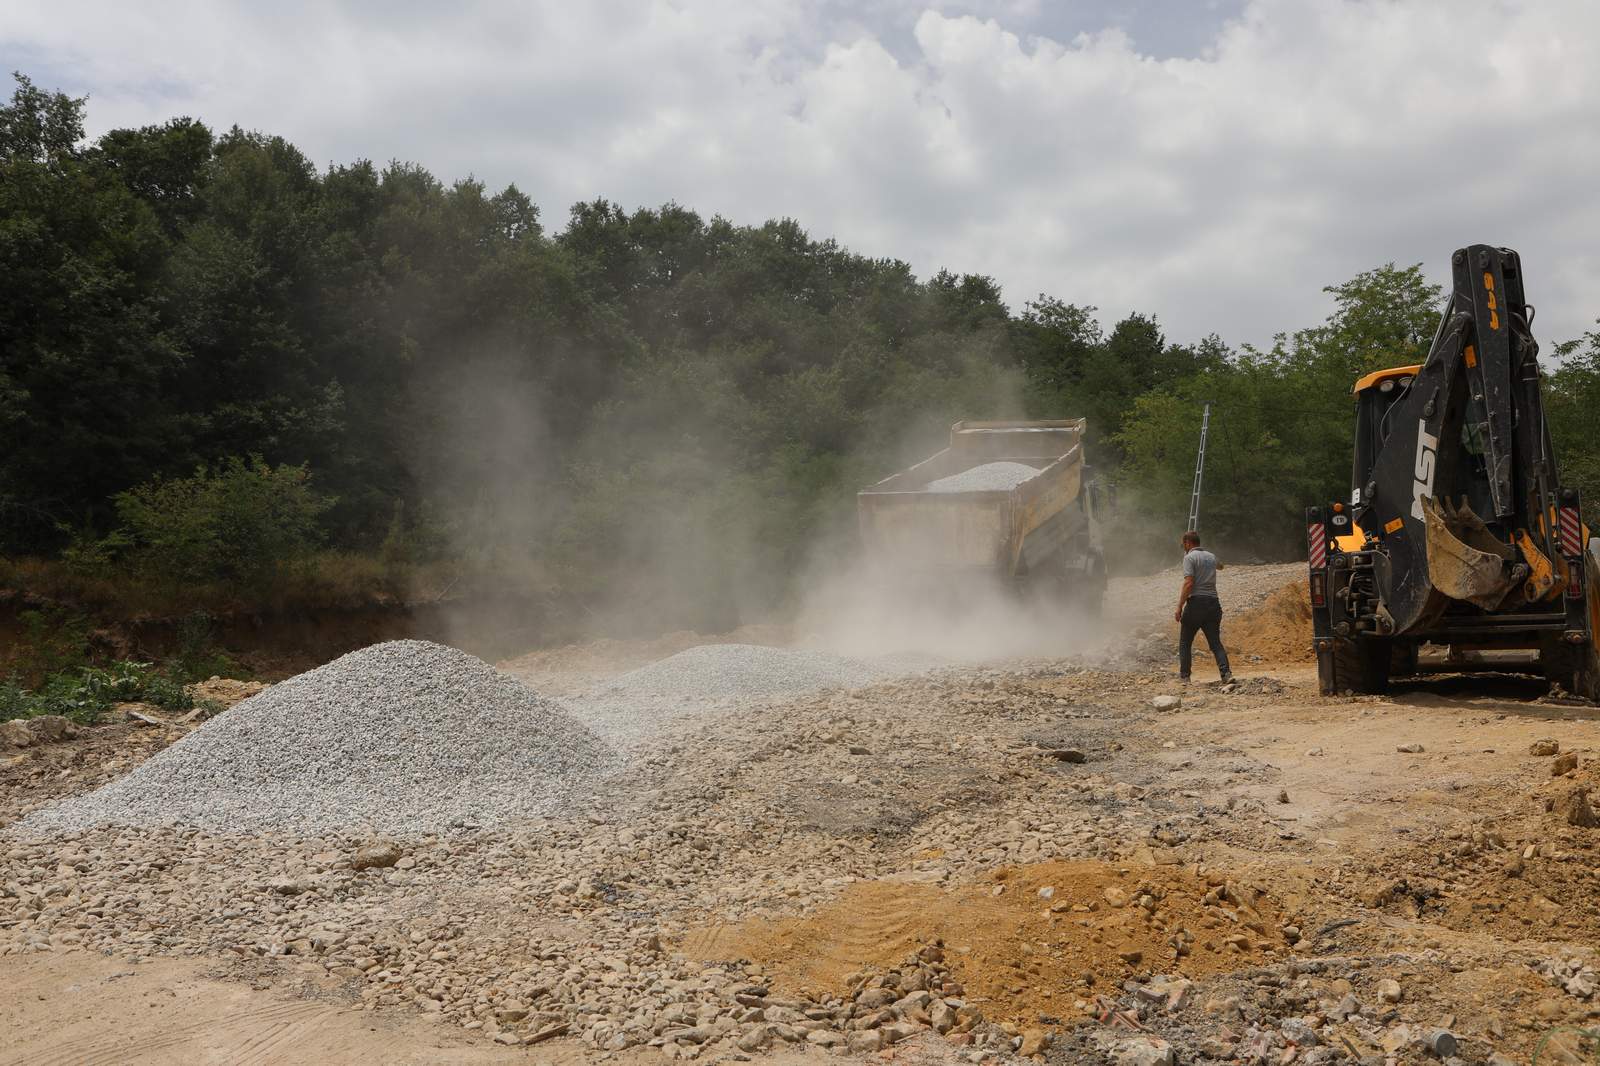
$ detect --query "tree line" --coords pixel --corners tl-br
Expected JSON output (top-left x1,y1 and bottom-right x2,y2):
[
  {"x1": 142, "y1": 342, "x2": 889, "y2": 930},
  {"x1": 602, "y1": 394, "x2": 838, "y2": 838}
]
[{"x1": 4, "y1": 74, "x2": 1598, "y2": 628}]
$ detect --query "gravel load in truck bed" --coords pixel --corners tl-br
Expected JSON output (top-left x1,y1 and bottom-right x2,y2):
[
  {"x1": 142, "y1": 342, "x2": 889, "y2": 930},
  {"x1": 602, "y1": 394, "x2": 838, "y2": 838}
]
[
  {"x1": 17, "y1": 640, "x2": 611, "y2": 835},
  {"x1": 924, "y1": 461, "x2": 1041, "y2": 493}
]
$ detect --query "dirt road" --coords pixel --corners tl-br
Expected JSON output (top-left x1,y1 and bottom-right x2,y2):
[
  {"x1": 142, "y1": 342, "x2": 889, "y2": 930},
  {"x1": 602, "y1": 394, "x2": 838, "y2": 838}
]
[{"x1": 2, "y1": 564, "x2": 1598, "y2": 1064}]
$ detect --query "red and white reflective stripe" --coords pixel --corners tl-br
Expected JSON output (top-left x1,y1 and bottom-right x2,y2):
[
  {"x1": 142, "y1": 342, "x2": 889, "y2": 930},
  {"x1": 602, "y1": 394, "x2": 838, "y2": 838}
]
[
  {"x1": 1559, "y1": 506, "x2": 1582, "y2": 557},
  {"x1": 1308, "y1": 522, "x2": 1327, "y2": 569}
]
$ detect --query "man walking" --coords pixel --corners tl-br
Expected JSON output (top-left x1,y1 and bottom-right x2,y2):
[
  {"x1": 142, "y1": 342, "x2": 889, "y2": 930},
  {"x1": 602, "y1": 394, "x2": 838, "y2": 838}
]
[{"x1": 1175, "y1": 531, "x2": 1232, "y2": 683}]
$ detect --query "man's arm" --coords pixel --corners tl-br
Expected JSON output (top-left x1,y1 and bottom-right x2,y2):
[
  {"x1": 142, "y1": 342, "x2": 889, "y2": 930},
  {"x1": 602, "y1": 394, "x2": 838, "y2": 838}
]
[{"x1": 1175, "y1": 575, "x2": 1194, "y2": 622}]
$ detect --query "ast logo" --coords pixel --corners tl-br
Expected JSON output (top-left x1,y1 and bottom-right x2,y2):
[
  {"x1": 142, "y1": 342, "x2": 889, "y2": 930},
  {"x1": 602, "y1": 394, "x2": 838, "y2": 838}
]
[{"x1": 1410, "y1": 419, "x2": 1439, "y2": 521}]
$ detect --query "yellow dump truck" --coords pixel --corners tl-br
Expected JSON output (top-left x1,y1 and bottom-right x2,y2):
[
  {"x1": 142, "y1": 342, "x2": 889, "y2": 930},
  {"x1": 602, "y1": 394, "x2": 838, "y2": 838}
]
[{"x1": 857, "y1": 419, "x2": 1107, "y2": 610}]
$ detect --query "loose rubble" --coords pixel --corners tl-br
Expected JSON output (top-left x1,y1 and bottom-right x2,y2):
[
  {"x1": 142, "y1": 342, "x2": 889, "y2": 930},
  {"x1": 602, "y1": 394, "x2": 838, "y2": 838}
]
[
  {"x1": 5, "y1": 563, "x2": 1600, "y2": 1064},
  {"x1": 0, "y1": 716, "x2": 78, "y2": 748}
]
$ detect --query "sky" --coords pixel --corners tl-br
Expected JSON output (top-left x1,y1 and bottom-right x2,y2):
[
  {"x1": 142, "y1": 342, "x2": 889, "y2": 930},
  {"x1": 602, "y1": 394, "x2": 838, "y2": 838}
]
[{"x1": 5, "y1": 0, "x2": 1599, "y2": 349}]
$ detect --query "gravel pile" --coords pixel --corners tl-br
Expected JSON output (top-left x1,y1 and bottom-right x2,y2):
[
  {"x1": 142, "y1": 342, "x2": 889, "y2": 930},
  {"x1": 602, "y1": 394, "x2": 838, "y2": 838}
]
[
  {"x1": 569, "y1": 644, "x2": 885, "y2": 745},
  {"x1": 924, "y1": 461, "x2": 1040, "y2": 493},
  {"x1": 596, "y1": 643, "x2": 882, "y2": 701},
  {"x1": 17, "y1": 640, "x2": 611, "y2": 835}
]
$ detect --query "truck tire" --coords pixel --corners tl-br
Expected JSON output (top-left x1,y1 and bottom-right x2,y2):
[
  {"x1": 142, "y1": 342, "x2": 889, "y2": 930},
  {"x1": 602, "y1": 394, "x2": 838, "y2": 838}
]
[
  {"x1": 1076, "y1": 553, "x2": 1106, "y2": 617},
  {"x1": 1320, "y1": 636, "x2": 1391, "y2": 695}
]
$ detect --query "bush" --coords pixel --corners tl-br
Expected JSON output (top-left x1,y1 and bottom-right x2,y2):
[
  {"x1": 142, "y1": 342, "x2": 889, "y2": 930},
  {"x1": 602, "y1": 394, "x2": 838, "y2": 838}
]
[
  {"x1": 111, "y1": 457, "x2": 332, "y2": 589},
  {"x1": 166, "y1": 611, "x2": 241, "y2": 682},
  {"x1": 11, "y1": 607, "x2": 93, "y2": 685},
  {"x1": 0, "y1": 681, "x2": 27, "y2": 721},
  {"x1": 1, "y1": 660, "x2": 194, "y2": 725}
]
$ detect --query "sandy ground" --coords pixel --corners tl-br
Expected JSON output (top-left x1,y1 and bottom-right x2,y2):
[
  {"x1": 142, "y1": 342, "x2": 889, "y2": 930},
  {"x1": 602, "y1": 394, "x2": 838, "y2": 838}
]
[
  {"x1": 0, "y1": 951, "x2": 540, "y2": 1066},
  {"x1": 3, "y1": 564, "x2": 1599, "y2": 1064}
]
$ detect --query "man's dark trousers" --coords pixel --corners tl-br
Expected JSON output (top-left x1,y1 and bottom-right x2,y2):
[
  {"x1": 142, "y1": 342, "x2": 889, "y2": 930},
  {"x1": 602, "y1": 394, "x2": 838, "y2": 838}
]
[{"x1": 1179, "y1": 595, "x2": 1230, "y2": 679}]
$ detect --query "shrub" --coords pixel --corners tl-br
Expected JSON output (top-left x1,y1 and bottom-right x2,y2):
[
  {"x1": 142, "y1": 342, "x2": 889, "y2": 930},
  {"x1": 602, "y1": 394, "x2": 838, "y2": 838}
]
[
  {"x1": 0, "y1": 681, "x2": 27, "y2": 722},
  {"x1": 12, "y1": 606, "x2": 92, "y2": 685},
  {"x1": 29, "y1": 672, "x2": 113, "y2": 723},
  {"x1": 167, "y1": 611, "x2": 241, "y2": 682},
  {"x1": 1, "y1": 660, "x2": 194, "y2": 725},
  {"x1": 112, "y1": 457, "x2": 332, "y2": 590}
]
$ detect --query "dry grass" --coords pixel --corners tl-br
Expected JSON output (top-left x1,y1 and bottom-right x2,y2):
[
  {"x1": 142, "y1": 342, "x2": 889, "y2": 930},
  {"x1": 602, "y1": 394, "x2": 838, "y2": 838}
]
[{"x1": 0, "y1": 553, "x2": 468, "y2": 617}]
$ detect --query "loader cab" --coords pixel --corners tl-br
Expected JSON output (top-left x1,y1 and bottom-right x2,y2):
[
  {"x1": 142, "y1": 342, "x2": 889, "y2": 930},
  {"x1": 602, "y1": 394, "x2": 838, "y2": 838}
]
[
  {"x1": 1350, "y1": 362, "x2": 1498, "y2": 531},
  {"x1": 1349, "y1": 365, "x2": 1421, "y2": 506}
]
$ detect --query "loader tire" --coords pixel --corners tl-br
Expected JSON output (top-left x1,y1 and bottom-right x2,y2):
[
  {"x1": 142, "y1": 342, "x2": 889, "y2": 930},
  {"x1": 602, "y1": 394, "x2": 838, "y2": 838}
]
[
  {"x1": 1320, "y1": 636, "x2": 1391, "y2": 695},
  {"x1": 1539, "y1": 544, "x2": 1600, "y2": 702},
  {"x1": 1540, "y1": 634, "x2": 1600, "y2": 702},
  {"x1": 1389, "y1": 640, "x2": 1420, "y2": 679}
]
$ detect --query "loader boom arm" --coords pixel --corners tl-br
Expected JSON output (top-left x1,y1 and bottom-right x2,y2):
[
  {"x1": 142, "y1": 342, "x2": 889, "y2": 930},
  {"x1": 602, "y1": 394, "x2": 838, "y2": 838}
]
[{"x1": 1349, "y1": 245, "x2": 1556, "y2": 635}]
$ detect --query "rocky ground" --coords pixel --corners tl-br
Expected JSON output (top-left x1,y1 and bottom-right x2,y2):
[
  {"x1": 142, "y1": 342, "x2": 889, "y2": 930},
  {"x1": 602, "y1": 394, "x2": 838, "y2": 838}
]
[{"x1": 2, "y1": 565, "x2": 1598, "y2": 1065}]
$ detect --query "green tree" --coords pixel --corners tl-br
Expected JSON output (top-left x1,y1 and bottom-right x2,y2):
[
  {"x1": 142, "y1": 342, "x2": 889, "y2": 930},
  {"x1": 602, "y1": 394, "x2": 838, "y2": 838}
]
[
  {"x1": 1114, "y1": 263, "x2": 1446, "y2": 560},
  {"x1": 1547, "y1": 326, "x2": 1600, "y2": 508},
  {"x1": 111, "y1": 457, "x2": 331, "y2": 589},
  {"x1": 0, "y1": 74, "x2": 183, "y2": 548}
]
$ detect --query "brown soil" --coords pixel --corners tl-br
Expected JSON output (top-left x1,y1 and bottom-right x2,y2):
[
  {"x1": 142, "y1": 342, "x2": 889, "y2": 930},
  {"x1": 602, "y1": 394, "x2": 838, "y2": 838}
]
[
  {"x1": 1159, "y1": 579, "x2": 1314, "y2": 667},
  {"x1": 0, "y1": 950, "x2": 641, "y2": 1066},
  {"x1": 683, "y1": 859, "x2": 1288, "y2": 1025},
  {"x1": 1225, "y1": 580, "x2": 1314, "y2": 663},
  {"x1": 189, "y1": 676, "x2": 270, "y2": 707},
  {"x1": 0, "y1": 721, "x2": 173, "y2": 826},
  {"x1": 1349, "y1": 763, "x2": 1600, "y2": 946}
]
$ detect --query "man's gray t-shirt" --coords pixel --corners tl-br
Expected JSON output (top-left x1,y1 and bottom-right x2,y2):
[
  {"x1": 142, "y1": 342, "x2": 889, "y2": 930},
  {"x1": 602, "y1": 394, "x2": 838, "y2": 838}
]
[{"x1": 1183, "y1": 548, "x2": 1219, "y2": 600}]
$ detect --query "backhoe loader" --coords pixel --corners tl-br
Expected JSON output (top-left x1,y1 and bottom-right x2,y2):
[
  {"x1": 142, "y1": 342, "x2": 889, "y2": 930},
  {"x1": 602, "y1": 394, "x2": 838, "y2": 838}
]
[{"x1": 1306, "y1": 244, "x2": 1600, "y2": 697}]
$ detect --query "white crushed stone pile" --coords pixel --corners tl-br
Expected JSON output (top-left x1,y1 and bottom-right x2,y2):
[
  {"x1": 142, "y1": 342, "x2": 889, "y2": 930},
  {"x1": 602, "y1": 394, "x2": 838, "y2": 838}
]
[
  {"x1": 17, "y1": 640, "x2": 611, "y2": 835},
  {"x1": 569, "y1": 644, "x2": 884, "y2": 745},
  {"x1": 596, "y1": 643, "x2": 882, "y2": 700},
  {"x1": 924, "y1": 461, "x2": 1040, "y2": 493}
]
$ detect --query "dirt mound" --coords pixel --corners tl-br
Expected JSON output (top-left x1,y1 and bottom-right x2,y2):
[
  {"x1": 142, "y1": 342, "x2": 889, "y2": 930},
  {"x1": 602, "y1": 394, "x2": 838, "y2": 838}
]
[
  {"x1": 681, "y1": 860, "x2": 1289, "y2": 1025},
  {"x1": 1223, "y1": 580, "x2": 1313, "y2": 664},
  {"x1": 186, "y1": 676, "x2": 268, "y2": 709},
  {"x1": 1142, "y1": 578, "x2": 1311, "y2": 670}
]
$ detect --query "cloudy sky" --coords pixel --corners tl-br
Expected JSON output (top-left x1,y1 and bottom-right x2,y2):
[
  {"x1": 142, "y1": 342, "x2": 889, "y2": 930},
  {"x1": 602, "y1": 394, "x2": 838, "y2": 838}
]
[{"x1": 5, "y1": 0, "x2": 1598, "y2": 347}]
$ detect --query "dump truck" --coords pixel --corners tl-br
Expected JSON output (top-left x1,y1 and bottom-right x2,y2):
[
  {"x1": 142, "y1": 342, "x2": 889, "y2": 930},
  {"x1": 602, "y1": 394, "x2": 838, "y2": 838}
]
[
  {"x1": 1306, "y1": 244, "x2": 1600, "y2": 697},
  {"x1": 858, "y1": 419, "x2": 1108, "y2": 610}
]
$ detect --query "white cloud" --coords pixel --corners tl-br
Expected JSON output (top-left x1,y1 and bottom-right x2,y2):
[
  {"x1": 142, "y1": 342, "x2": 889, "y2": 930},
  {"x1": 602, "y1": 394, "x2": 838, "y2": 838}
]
[{"x1": 5, "y1": 0, "x2": 1599, "y2": 346}]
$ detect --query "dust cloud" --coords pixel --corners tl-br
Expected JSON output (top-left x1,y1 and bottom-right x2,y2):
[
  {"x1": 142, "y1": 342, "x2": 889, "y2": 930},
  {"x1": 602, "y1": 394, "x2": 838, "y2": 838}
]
[
  {"x1": 404, "y1": 332, "x2": 1124, "y2": 668},
  {"x1": 794, "y1": 560, "x2": 1107, "y2": 663}
]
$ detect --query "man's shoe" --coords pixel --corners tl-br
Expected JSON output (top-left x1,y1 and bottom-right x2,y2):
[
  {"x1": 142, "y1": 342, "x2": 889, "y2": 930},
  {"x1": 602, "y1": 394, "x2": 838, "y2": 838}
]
[{"x1": 1219, "y1": 672, "x2": 1235, "y2": 683}]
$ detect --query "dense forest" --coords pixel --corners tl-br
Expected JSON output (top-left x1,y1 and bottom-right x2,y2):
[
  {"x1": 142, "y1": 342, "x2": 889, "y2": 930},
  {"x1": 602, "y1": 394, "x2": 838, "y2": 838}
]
[{"x1": 4, "y1": 74, "x2": 1599, "y2": 632}]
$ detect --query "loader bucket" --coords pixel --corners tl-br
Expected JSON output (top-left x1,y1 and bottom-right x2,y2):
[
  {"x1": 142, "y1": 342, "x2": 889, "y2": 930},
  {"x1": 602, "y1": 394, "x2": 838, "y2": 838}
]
[{"x1": 1421, "y1": 496, "x2": 1516, "y2": 610}]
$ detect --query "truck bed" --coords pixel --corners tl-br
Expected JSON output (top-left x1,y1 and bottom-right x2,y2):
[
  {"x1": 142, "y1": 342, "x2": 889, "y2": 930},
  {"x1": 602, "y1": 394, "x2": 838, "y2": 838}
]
[{"x1": 857, "y1": 420, "x2": 1086, "y2": 578}]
